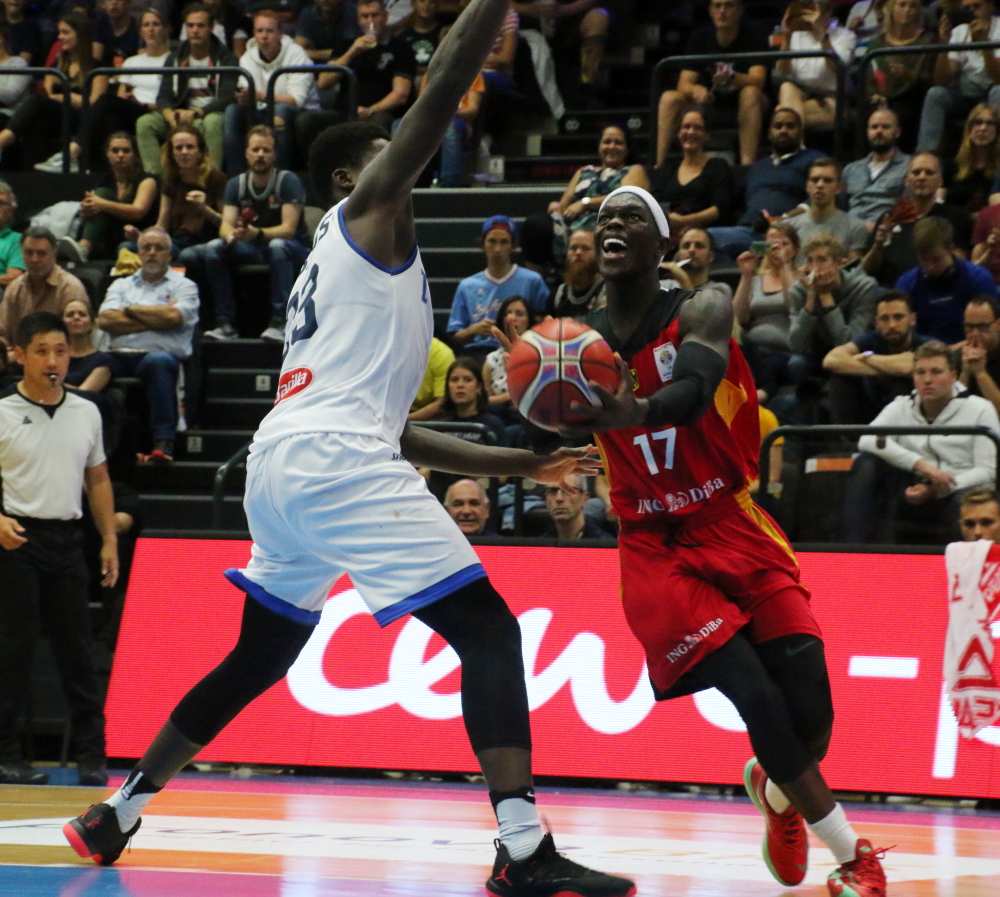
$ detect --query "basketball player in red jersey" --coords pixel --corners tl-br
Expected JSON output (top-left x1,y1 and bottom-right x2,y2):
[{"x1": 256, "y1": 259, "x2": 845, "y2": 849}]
[{"x1": 505, "y1": 186, "x2": 888, "y2": 897}]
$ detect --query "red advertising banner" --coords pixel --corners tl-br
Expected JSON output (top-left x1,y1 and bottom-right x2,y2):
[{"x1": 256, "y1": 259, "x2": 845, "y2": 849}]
[{"x1": 106, "y1": 540, "x2": 1000, "y2": 798}]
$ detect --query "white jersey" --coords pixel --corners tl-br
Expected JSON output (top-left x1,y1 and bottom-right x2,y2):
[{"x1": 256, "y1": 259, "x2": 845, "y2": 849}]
[{"x1": 251, "y1": 199, "x2": 433, "y2": 455}]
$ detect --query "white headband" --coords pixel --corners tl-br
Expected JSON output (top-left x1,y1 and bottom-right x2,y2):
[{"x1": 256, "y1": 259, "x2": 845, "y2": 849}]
[{"x1": 599, "y1": 186, "x2": 670, "y2": 238}]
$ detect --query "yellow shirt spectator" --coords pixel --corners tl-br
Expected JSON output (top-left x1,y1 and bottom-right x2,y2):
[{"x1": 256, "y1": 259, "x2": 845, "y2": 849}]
[{"x1": 410, "y1": 338, "x2": 456, "y2": 417}]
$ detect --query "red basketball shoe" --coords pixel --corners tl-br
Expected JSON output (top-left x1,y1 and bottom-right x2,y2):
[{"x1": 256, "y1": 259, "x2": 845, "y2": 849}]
[
  {"x1": 743, "y1": 757, "x2": 808, "y2": 886},
  {"x1": 827, "y1": 839, "x2": 889, "y2": 897}
]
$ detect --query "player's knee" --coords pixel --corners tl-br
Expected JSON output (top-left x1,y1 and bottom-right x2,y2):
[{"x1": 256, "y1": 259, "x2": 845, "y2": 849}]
[
  {"x1": 803, "y1": 726, "x2": 832, "y2": 762},
  {"x1": 729, "y1": 678, "x2": 785, "y2": 726}
]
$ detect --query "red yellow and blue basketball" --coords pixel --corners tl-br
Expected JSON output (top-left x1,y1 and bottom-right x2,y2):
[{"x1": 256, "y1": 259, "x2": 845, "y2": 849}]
[{"x1": 506, "y1": 319, "x2": 620, "y2": 432}]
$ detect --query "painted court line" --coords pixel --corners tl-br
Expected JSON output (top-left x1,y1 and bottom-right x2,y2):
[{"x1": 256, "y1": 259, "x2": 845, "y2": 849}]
[{"x1": 2, "y1": 816, "x2": 999, "y2": 885}]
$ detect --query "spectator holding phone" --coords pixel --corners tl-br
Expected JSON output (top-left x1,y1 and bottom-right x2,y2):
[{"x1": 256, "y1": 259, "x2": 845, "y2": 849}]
[
  {"x1": 917, "y1": 0, "x2": 1000, "y2": 155},
  {"x1": 774, "y1": 0, "x2": 856, "y2": 130},
  {"x1": 734, "y1": 223, "x2": 801, "y2": 403}
]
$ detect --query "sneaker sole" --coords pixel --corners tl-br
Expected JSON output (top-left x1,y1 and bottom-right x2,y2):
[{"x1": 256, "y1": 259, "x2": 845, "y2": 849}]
[
  {"x1": 63, "y1": 818, "x2": 101, "y2": 862},
  {"x1": 485, "y1": 888, "x2": 637, "y2": 897},
  {"x1": 743, "y1": 757, "x2": 805, "y2": 887}
]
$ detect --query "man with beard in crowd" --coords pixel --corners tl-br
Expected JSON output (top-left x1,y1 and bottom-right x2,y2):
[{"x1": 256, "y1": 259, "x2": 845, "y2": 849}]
[
  {"x1": 841, "y1": 108, "x2": 910, "y2": 228},
  {"x1": 708, "y1": 107, "x2": 824, "y2": 260},
  {"x1": 959, "y1": 295, "x2": 1000, "y2": 416},
  {"x1": 822, "y1": 289, "x2": 931, "y2": 423},
  {"x1": 550, "y1": 228, "x2": 605, "y2": 319}
]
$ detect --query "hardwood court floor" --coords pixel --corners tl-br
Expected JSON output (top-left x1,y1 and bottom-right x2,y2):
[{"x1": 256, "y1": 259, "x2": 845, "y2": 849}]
[{"x1": 1, "y1": 773, "x2": 999, "y2": 896}]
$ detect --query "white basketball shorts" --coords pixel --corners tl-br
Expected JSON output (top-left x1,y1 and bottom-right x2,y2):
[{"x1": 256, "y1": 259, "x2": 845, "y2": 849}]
[{"x1": 225, "y1": 431, "x2": 486, "y2": 626}]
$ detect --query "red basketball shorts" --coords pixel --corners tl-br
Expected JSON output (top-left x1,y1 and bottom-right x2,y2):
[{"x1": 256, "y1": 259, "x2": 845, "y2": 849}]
[{"x1": 618, "y1": 496, "x2": 821, "y2": 694}]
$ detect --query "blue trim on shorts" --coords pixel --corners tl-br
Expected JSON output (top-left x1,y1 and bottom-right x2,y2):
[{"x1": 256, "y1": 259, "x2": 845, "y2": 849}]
[
  {"x1": 224, "y1": 568, "x2": 322, "y2": 626},
  {"x1": 373, "y1": 563, "x2": 488, "y2": 628},
  {"x1": 338, "y1": 203, "x2": 418, "y2": 275}
]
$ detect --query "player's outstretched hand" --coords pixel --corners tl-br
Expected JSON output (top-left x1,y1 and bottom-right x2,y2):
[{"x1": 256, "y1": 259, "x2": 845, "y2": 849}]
[
  {"x1": 563, "y1": 354, "x2": 647, "y2": 435},
  {"x1": 526, "y1": 445, "x2": 602, "y2": 489}
]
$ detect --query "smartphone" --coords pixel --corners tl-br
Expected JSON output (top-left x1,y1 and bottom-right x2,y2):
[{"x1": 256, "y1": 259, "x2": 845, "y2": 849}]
[{"x1": 750, "y1": 241, "x2": 770, "y2": 256}]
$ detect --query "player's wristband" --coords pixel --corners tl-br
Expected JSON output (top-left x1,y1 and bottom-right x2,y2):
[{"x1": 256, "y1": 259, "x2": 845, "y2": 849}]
[{"x1": 645, "y1": 341, "x2": 728, "y2": 428}]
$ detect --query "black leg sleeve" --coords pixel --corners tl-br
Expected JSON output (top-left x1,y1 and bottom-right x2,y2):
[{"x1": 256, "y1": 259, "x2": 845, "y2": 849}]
[
  {"x1": 169, "y1": 595, "x2": 315, "y2": 746},
  {"x1": 754, "y1": 634, "x2": 834, "y2": 762},
  {"x1": 691, "y1": 631, "x2": 816, "y2": 784},
  {"x1": 413, "y1": 577, "x2": 532, "y2": 753}
]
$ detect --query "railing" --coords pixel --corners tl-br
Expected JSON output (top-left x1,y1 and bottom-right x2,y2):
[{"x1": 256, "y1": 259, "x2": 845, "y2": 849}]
[
  {"x1": 857, "y1": 39, "x2": 1000, "y2": 156},
  {"x1": 80, "y1": 65, "x2": 257, "y2": 172},
  {"x1": 758, "y1": 425, "x2": 1000, "y2": 537},
  {"x1": 411, "y1": 421, "x2": 501, "y2": 533},
  {"x1": 212, "y1": 438, "x2": 252, "y2": 530},
  {"x1": 650, "y1": 50, "x2": 849, "y2": 165},
  {"x1": 0, "y1": 68, "x2": 73, "y2": 172},
  {"x1": 263, "y1": 64, "x2": 357, "y2": 129}
]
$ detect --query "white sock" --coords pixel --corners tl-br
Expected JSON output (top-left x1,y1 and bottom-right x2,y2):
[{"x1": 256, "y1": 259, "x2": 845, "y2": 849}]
[
  {"x1": 765, "y1": 778, "x2": 791, "y2": 814},
  {"x1": 808, "y1": 803, "x2": 859, "y2": 865},
  {"x1": 104, "y1": 770, "x2": 160, "y2": 832},
  {"x1": 496, "y1": 797, "x2": 543, "y2": 861}
]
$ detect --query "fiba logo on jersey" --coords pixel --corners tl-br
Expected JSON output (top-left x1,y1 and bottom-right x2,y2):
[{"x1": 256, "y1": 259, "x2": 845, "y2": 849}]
[
  {"x1": 653, "y1": 341, "x2": 677, "y2": 382},
  {"x1": 274, "y1": 367, "x2": 314, "y2": 405}
]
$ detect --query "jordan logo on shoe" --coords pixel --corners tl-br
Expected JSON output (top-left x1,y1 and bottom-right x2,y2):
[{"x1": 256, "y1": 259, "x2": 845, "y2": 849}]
[{"x1": 495, "y1": 864, "x2": 513, "y2": 886}]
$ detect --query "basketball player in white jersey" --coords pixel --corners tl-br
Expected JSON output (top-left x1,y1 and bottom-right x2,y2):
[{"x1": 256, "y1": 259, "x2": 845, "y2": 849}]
[{"x1": 64, "y1": 2, "x2": 635, "y2": 894}]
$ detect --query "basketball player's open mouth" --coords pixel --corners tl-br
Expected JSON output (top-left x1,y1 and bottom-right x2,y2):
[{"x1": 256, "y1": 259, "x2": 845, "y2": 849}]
[{"x1": 603, "y1": 237, "x2": 627, "y2": 260}]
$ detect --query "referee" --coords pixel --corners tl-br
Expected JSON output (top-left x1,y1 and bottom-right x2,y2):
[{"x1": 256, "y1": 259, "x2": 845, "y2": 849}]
[{"x1": 0, "y1": 312, "x2": 118, "y2": 786}]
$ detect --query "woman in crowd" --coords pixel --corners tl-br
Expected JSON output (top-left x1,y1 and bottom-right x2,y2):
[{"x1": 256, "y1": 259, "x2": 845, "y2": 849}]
[
  {"x1": 63, "y1": 298, "x2": 113, "y2": 392},
  {"x1": 483, "y1": 295, "x2": 535, "y2": 420},
  {"x1": 944, "y1": 103, "x2": 1000, "y2": 220},
  {"x1": 0, "y1": 20, "x2": 31, "y2": 126},
  {"x1": 144, "y1": 124, "x2": 225, "y2": 265},
  {"x1": 440, "y1": 356, "x2": 507, "y2": 444},
  {"x1": 521, "y1": 124, "x2": 649, "y2": 270},
  {"x1": 864, "y1": 0, "x2": 932, "y2": 151},
  {"x1": 0, "y1": 11, "x2": 107, "y2": 168},
  {"x1": 775, "y1": 0, "x2": 856, "y2": 130},
  {"x1": 60, "y1": 132, "x2": 159, "y2": 263},
  {"x1": 649, "y1": 108, "x2": 733, "y2": 233},
  {"x1": 427, "y1": 356, "x2": 507, "y2": 499},
  {"x1": 63, "y1": 296, "x2": 123, "y2": 452},
  {"x1": 81, "y1": 8, "x2": 172, "y2": 172},
  {"x1": 733, "y1": 223, "x2": 802, "y2": 404}
]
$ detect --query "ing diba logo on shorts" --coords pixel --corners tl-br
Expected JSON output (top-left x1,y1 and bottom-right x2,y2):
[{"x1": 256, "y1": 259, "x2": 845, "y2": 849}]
[{"x1": 666, "y1": 618, "x2": 724, "y2": 664}]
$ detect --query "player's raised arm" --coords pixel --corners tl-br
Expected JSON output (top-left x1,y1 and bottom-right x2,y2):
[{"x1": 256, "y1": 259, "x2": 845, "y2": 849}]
[{"x1": 347, "y1": 0, "x2": 511, "y2": 221}]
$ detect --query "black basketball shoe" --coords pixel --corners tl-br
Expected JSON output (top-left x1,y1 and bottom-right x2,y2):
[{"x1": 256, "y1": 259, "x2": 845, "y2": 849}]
[
  {"x1": 63, "y1": 803, "x2": 141, "y2": 866},
  {"x1": 486, "y1": 833, "x2": 636, "y2": 897}
]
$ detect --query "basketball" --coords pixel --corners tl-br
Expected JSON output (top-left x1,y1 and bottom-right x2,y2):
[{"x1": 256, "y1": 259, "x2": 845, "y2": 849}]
[{"x1": 506, "y1": 318, "x2": 620, "y2": 432}]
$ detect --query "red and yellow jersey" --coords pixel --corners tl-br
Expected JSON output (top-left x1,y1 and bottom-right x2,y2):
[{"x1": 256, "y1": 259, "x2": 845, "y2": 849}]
[{"x1": 591, "y1": 291, "x2": 760, "y2": 528}]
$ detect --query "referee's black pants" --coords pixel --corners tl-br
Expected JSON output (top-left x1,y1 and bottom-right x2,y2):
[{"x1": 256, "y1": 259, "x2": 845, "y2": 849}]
[{"x1": 0, "y1": 519, "x2": 106, "y2": 763}]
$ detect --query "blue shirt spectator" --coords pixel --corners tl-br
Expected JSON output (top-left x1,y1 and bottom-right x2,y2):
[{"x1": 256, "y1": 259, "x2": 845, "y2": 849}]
[
  {"x1": 896, "y1": 256, "x2": 999, "y2": 344},
  {"x1": 707, "y1": 108, "x2": 824, "y2": 260},
  {"x1": 447, "y1": 215, "x2": 550, "y2": 354},
  {"x1": 447, "y1": 268, "x2": 549, "y2": 353}
]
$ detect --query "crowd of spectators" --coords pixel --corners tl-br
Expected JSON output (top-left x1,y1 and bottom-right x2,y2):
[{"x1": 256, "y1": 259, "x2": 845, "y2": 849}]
[{"x1": 16, "y1": 0, "x2": 1000, "y2": 780}]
